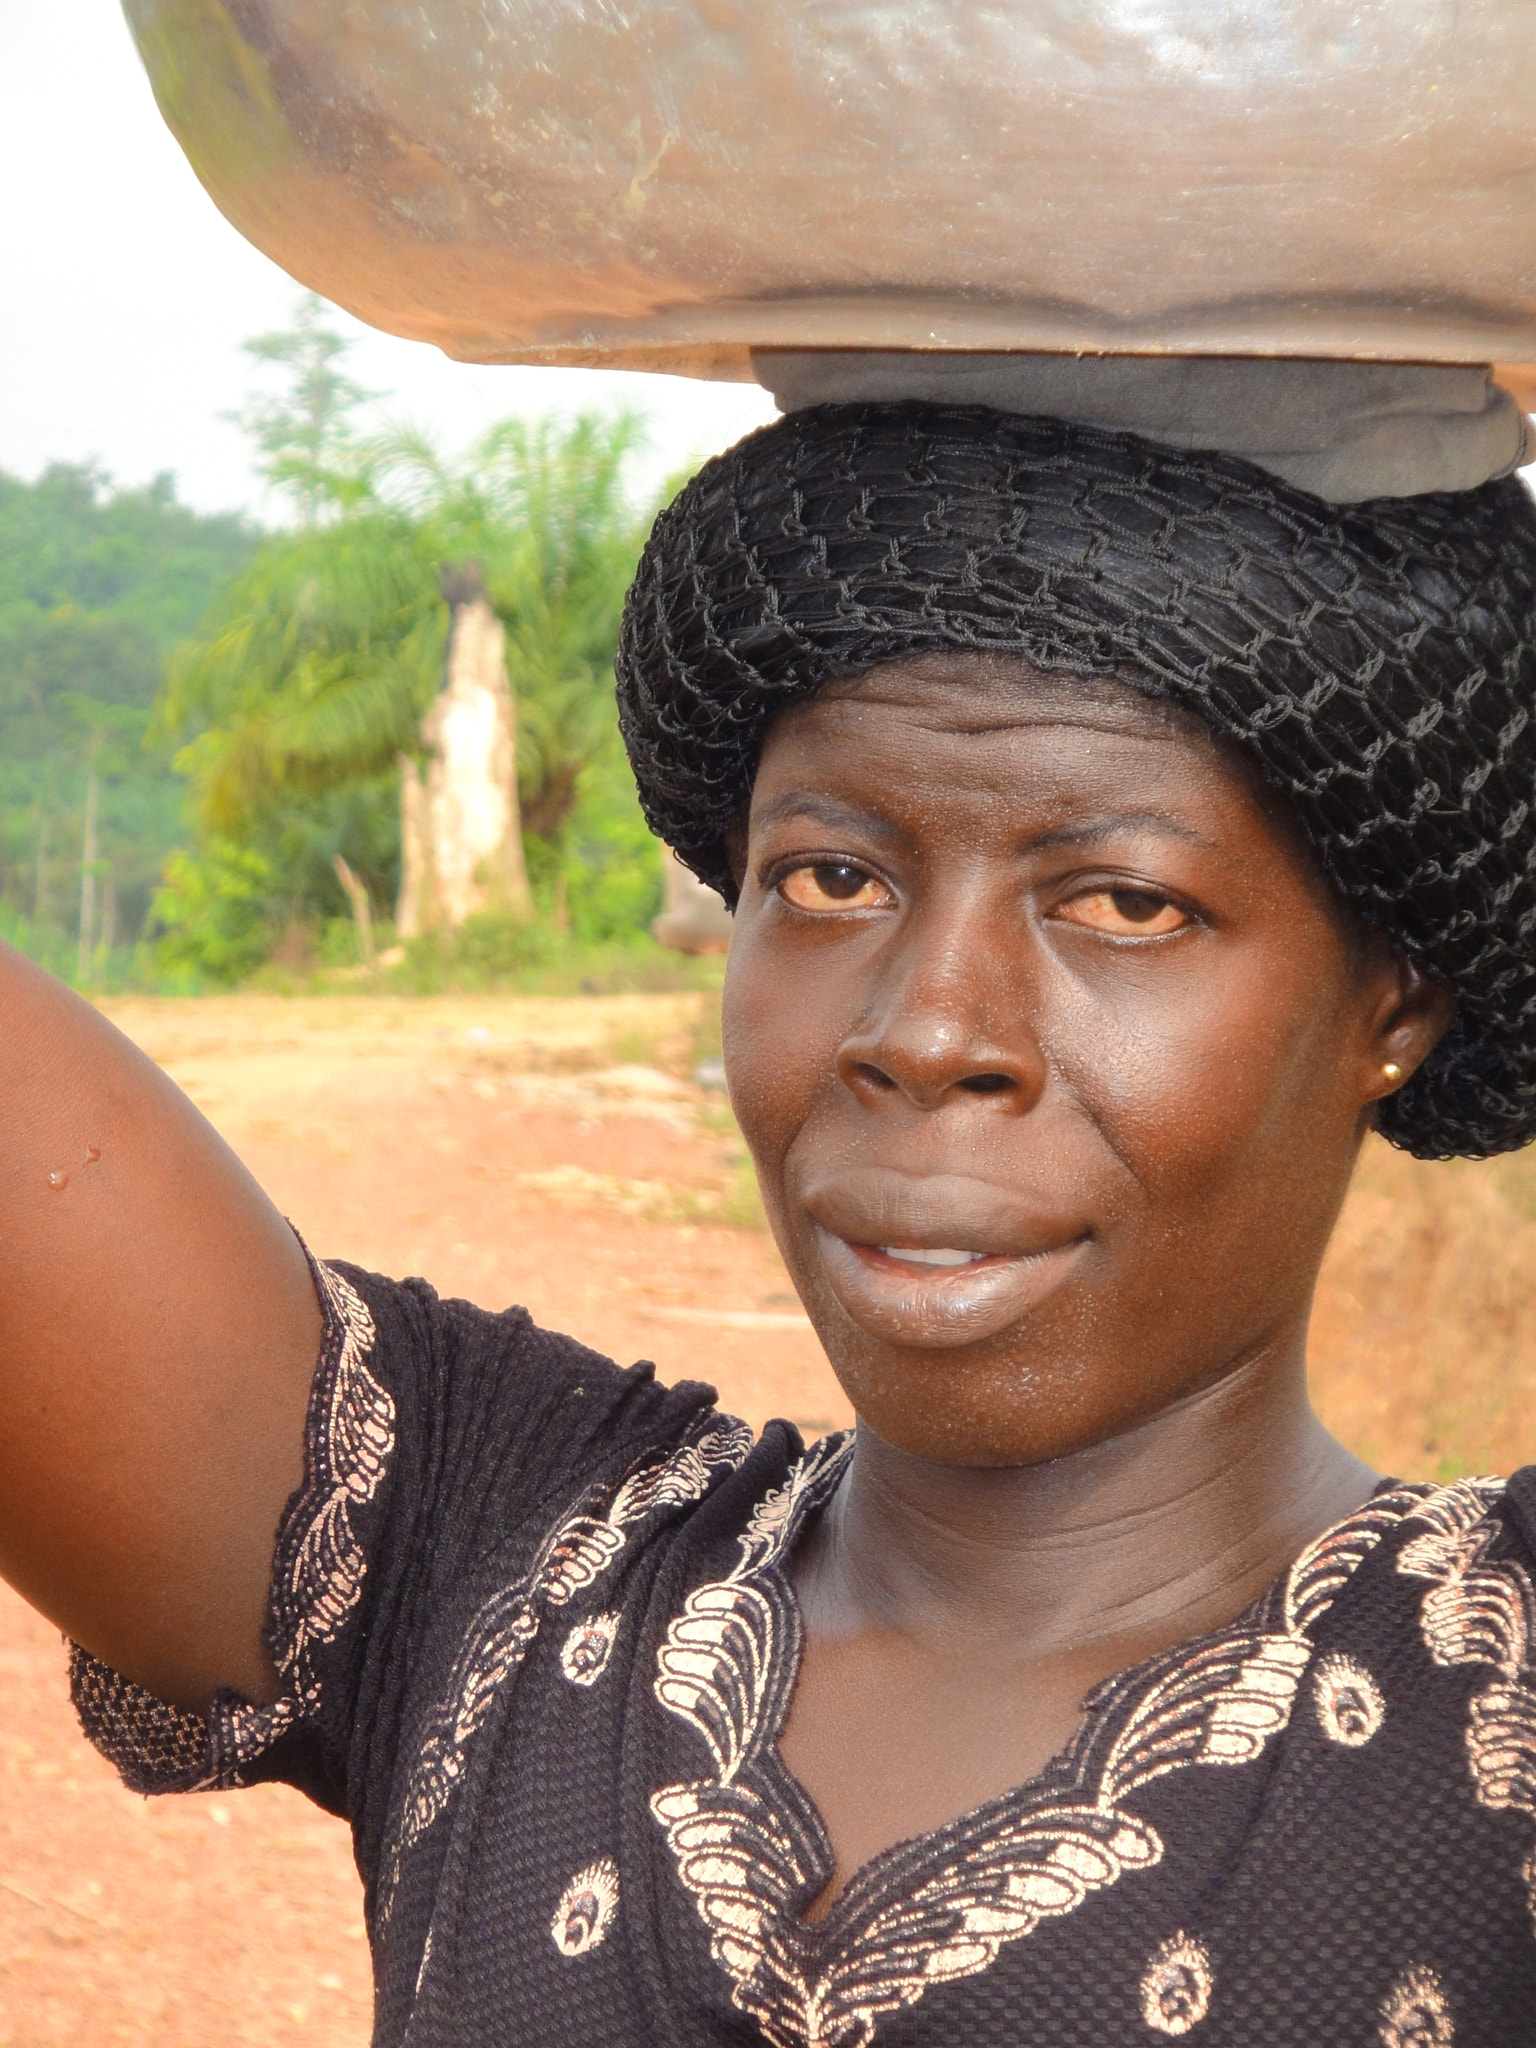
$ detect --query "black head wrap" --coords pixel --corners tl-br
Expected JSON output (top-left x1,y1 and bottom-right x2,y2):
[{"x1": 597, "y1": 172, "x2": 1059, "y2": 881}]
[{"x1": 616, "y1": 402, "x2": 1536, "y2": 1160}]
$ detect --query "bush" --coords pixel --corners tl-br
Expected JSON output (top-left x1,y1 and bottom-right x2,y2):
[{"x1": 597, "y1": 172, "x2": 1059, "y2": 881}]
[
  {"x1": 386, "y1": 919, "x2": 722, "y2": 997},
  {"x1": 559, "y1": 738, "x2": 666, "y2": 943},
  {"x1": 150, "y1": 841, "x2": 275, "y2": 985},
  {"x1": 408, "y1": 911, "x2": 560, "y2": 987}
]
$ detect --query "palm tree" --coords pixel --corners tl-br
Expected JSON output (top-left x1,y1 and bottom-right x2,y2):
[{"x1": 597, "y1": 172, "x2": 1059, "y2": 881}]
[
  {"x1": 372, "y1": 411, "x2": 653, "y2": 847},
  {"x1": 155, "y1": 499, "x2": 444, "y2": 837},
  {"x1": 154, "y1": 409, "x2": 658, "y2": 947}
]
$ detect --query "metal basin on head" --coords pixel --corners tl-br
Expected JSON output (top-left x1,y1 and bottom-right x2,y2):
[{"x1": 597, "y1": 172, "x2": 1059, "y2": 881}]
[{"x1": 123, "y1": 1, "x2": 1536, "y2": 379}]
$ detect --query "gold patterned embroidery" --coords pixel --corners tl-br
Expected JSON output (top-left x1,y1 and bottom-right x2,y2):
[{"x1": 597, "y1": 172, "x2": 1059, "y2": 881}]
[
  {"x1": 1396, "y1": 1477, "x2": 1536, "y2": 1932},
  {"x1": 219, "y1": 1263, "x2": 397, "y2": 1773},
  {"x1": 1378, "y1": 1963, "x2": 1454, "y2": 2046},
  {"x1": 71, "y1": 1259, "x2": 395, "y2": 1794},
  {"x1": 1313, "y1": 1654, "x2": 1385, "y2": 1748},
  {"x1": 562, "y1": 1611, "x2": 622, "y2": 1687},
  {"x1": 1139, "y1": 1931, "x2": 1213, "y2": 2035},
  {"x1": 273, "y1": 1263, "x2": 395, "y2": 1686},
  {"x1": 551, "y1": 1858, "x2": 621, "y2": 1956},
  {"x1": 382, "y1": 1420, "x2": 752, "y2": 1914},
  {"x1": 651, "y1": 1447, "x2": 1424, "y2": 2048}
]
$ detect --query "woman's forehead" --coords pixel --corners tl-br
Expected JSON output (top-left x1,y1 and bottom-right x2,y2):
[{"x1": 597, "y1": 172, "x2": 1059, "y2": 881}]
[
  {"x1": 787, "y1": 655, "x2": 1215, "y2": 748},
  {"x1": 756, "y1": 655, "x2": 1319, "y2": 872}
]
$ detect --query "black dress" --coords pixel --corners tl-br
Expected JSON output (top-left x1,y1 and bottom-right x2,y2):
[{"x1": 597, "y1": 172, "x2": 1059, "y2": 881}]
[{"x1": 72, "y1": 1260, "x2": 1536, "y2": 2045}]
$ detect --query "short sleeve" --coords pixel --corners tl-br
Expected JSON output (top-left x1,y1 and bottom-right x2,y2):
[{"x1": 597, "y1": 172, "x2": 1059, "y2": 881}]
[{"x1": 71, "y1": 1253, "x2": 726, "y2": 1817}]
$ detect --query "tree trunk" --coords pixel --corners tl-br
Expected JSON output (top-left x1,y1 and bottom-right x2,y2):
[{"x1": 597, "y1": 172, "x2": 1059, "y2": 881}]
[
  {"x1": 77, "y1": 769, "x2": 99, "y2": 984},
  {"x1": 396, "y1": 755, "x2": 429, "y2": 939},
  {"x1": 332, "y1": 853, "x2": 376, "y2": 961},
  {"x1": 396, "y1": 571, "x2": 533, "y2": 935}
]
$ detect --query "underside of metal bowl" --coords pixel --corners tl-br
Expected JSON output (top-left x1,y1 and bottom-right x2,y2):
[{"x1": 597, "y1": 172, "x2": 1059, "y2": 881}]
[{"x1": 124, "y1": 1, "x2": 1536, "y2": 377}]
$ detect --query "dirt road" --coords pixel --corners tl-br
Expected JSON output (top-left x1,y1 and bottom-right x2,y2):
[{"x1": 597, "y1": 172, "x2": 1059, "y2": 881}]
[{"x1": 1, "y1": 990, "x2": 1532, "y2": 2044}]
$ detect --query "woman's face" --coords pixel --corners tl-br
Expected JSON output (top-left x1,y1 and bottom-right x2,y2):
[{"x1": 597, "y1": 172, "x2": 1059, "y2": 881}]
[{"x1": 723, "y1": 656, "x2": 1450, "y2": 1467}]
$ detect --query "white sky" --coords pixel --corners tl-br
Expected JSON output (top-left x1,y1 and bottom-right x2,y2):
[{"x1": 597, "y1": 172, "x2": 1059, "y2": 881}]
[{"x1": 0, "y1": 0, "x2": 779, "y2": 521}]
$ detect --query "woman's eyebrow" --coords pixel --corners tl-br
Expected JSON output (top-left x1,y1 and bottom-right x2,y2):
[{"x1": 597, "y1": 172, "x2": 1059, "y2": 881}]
[
  {"x1": 1023, "y1": 812, "x2": 1220, "y2": 854},
  {"x1": 752, "y1": 792, "x2": 905, "y2": 842}
]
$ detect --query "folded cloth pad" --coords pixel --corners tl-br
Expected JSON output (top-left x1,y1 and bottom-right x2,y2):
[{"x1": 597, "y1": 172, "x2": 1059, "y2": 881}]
[{"x1": 752, "y1": 352, "x2": 1532, "y2": 503}]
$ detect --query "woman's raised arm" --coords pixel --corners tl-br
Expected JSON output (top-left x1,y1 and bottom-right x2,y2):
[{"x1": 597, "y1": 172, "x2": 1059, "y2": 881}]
[{"x1": 0, "y1": 943, "x2": 321, "y2": 1712}]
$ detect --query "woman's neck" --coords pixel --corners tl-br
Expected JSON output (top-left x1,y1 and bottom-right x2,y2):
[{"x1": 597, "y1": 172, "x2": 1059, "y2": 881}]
[{"x1": 795, "y1": 1346, "x2": 1380, "y2": 1660}]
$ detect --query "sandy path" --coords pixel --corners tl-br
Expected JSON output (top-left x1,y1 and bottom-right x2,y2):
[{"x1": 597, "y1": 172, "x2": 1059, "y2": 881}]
[{"x1": 1, "y1": 990, "x2": 1533, "y2": 2044}]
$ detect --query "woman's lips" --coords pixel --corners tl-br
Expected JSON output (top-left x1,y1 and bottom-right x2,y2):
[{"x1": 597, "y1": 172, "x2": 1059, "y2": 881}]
[
  {"x1": 880, "y1": 1245, "x2": 985, "y2": 1267},
  {"x1": 799, "y1": 1169, "x2": 1093, "y2": 1349}
]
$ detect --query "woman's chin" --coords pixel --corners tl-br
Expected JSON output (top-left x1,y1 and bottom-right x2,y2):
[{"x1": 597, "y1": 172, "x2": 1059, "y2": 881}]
[{"x1": 809, "y1": 1227, "x2": 1091, "y2": 1351}]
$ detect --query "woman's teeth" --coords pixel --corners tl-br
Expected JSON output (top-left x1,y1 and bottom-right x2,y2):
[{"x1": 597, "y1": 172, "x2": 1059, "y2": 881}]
[{"x1": 880, "y1": 1246, "x2": 986, "y2": 1267}]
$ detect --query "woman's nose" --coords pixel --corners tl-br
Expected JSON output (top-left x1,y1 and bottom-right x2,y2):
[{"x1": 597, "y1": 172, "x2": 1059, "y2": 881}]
[{"x1": 832, "y1": 927, "x2": 1047, "y2": 1112}]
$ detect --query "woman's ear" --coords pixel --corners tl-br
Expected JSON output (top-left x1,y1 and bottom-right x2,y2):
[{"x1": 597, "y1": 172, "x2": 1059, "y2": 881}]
[{"x1": 1363, "y1": 955, "x2": 1457, "y2": 1106}]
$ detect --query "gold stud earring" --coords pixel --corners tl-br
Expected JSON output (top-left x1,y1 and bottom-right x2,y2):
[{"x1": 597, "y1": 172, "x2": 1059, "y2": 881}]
[{"x1": 1382, "y1": 1061, "x2": 1403, "y2": 1083}]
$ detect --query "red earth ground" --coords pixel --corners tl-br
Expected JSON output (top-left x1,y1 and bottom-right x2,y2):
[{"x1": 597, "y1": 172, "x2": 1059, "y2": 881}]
[{"x1": 1, "y1": 990, "x2": 1532, "y2": 2044}]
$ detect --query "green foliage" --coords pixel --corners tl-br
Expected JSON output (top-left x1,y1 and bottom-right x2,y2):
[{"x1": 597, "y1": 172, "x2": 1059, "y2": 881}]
[
  {"x1": 558, "y1": 724, "x2": 667, "y2": 943},
  {"x1": 227, "y1": 293, "x2": 380, "y2": 526},
  {"x1": 0, "y1": 462, "x2": 258, "y2": 979},
  {"x1": 157, "y1": 513, "x2": 444, "y2": 837},
  {"x1": 387, "y1": 924, "x2": 722, "y2": 998},
  {"x1": 1, "y1": 293, "x2": 683, "y2": 990},
  {"x1": 151, "y1": 841, "x2": 275, "y2": 984},
  {"x1": 155, "y1": 322, "x2": 672, "y2": 979},
  {"x1": 459, "y1": 414, "x2": 654, "y2": 846},
  {"x1": 0, "y1": 901, "x2": 86, "y2": 986}
]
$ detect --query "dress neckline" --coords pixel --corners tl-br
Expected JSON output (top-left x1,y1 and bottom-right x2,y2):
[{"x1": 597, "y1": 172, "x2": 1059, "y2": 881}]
[
  {"x1": 757, "y1": 1447, "x2": 1412, "y2": 1939},
  {"x1": 782, "y1": 1441, "x2": 1441, "y2": 1933},
  {"x1": 648, "y1": 1438, "x2": 1447, "y2": 2046}
]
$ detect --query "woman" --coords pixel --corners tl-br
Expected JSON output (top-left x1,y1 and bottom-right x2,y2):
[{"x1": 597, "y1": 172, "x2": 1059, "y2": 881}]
[{"x1": 5, "y1": 402, "x2": 1535, "y2": 2044}]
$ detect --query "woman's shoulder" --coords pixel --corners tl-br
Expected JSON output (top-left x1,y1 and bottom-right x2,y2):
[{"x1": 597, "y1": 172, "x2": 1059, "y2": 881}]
[
  {"x1": 1364, "y1": 1465, "x2": 1536, "y2": 1650},
  {"x1": 1295, "y1": 1466, "x2": 1536, "y2": 1631},
  {"x1": 315, "y1": 1255, "x2": 730, "y2": 1510},
  {"x1": 1377, "y1": 1464, "x2": 1536, "y2": 1566},
  {"x1": 1268, "y1": 1468, "x2": 1536, "y2": 1785},
  {"x1": 71, "y1": 1255, "x2": 771, "y2": 1809}
]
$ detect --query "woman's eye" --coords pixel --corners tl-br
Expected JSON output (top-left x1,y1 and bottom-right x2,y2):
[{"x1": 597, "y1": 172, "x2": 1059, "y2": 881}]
[
  {"x1": 777, "y1": 862, "x2": 891, "y2": 913},
  {"x1": 1054, "y1": 888, "x2": 1190, "y2": 937}
]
